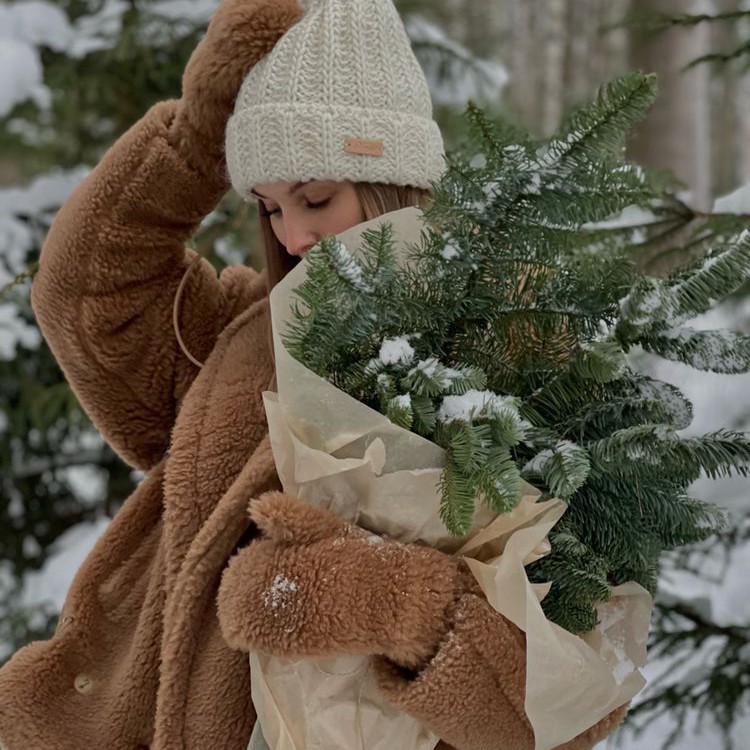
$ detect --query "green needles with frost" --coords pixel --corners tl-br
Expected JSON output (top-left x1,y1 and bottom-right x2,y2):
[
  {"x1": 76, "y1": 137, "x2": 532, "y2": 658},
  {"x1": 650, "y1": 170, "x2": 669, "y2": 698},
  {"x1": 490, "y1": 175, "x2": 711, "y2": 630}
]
[{"x1": 284, "y1": 73, "x2": 750, "y2": 634}]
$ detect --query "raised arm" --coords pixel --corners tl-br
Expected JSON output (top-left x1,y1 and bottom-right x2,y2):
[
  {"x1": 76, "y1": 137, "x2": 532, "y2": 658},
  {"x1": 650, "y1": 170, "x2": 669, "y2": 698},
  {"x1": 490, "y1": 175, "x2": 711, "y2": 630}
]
[{"x1": 31, "y1": 0, "x2": 302, "y2": 470}]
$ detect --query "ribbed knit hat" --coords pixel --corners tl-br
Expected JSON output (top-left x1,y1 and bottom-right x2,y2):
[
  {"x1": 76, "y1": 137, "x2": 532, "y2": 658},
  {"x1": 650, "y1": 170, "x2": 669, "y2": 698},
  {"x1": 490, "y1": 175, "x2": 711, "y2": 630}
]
[{"x1": 225, "y1": 0, "x2": 445, "y2": 195}]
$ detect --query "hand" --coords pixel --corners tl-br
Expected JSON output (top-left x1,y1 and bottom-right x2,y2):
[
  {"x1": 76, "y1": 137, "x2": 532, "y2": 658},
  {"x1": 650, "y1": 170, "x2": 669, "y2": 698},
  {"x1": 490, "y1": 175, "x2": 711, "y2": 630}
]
[
  {"x1": 217, "y1": 493, "x2": 481, "y2": 669},
  {"x1": 172, "y1": 0, "x2": 302, "y2": 173}
]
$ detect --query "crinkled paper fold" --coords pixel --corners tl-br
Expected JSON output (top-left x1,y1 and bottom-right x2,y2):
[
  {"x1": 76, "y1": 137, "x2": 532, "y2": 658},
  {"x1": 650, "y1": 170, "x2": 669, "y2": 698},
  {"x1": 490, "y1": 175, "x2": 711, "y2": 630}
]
[{"x1": 251, "y1": 207, "x2": 651, "y2": 750}]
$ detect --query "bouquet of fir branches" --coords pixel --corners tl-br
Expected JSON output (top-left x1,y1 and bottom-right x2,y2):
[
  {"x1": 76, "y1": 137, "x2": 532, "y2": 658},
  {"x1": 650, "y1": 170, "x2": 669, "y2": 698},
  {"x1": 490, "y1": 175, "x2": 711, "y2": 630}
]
[{"x1": 255, "y1": 72, "x2": 750, "y2": 750}]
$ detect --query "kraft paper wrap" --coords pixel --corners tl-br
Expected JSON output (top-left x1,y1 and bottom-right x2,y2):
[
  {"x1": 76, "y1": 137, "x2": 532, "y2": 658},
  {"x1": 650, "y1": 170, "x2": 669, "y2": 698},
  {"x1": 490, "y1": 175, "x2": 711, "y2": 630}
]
[{"x1": 252, "y1": 207, "x2": 651, "y2": 750}]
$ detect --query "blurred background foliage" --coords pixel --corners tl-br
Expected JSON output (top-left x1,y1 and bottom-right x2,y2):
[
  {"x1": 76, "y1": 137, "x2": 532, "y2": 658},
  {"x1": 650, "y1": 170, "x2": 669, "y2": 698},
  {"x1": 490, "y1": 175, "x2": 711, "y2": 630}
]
[{"x1": 0, "y1": 1, "x2": 749, "y2": 747}]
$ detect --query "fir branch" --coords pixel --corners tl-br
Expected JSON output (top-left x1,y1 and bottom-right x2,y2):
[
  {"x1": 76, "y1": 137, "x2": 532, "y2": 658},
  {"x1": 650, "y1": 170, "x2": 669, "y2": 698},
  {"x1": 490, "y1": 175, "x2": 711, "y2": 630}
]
[
  {"x1": 624, "y1": 9, "x2": 750, "y2": 33},
  {"x1": 563, "y1": 375, "x2": 694, "y2": 440},
  {"x1": 439, "y1": 457, "x2": 476, "y2": 535},
  {"x1": 668, "y1": 234, "x2": 750, "y2": 324},
  {"x1": 527, "y1": 540, "x2": 611, "y2": 634},
  {"x1": 522, "y1": 441, "x2": 590, "y2": 500},
  {"x1": 465, "y1": 101, "x2": 509, "y2": 161},
  {"x1": 643, "y1": 329, "x2": 750, "y2": 374},
  {"x1": 617, "y1": 231, "x2": 750, "y2": 343},
  {"x1": 282, "y1": 76, "x2": 748, "y2": 635},
  {"x1": 687, "y1": 39, "x2": 750, "y2": 68},
  {"x1": 541, "y1": 73, "x2": 657, "y2": 167},
  {"x1": 591, "y1": 426, "x2": 750, "y2": 483},
  {"x1": 0, "y1": 262, "x2": 39, "y2": 302}
]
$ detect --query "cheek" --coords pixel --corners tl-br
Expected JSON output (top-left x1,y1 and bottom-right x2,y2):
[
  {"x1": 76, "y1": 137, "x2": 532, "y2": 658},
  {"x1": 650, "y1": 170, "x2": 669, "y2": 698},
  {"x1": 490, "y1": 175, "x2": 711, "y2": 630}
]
[
  {"x1": 328, "y1": 194, "x2": 366, "y2": 233},
  {"x1": 269, "y1": 216, "x2": 286, "y2": 243}
]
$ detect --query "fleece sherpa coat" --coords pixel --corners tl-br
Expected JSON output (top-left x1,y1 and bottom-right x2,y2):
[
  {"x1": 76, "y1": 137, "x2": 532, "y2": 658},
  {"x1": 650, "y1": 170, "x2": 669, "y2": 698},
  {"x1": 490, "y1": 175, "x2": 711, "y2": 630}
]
[{"x1": 0, "y1": 1, "x2": 628, "y2": 748}]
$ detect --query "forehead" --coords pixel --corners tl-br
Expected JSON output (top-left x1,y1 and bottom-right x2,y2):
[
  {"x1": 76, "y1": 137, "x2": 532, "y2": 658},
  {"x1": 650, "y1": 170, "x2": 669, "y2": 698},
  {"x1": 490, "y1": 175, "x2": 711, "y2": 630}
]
[
  {"x1": 251, "y1": 180, "x2": 304, "y2": 199},
  {"x1": 250, "y1": 180, "x2": 341, "y2": 200}
]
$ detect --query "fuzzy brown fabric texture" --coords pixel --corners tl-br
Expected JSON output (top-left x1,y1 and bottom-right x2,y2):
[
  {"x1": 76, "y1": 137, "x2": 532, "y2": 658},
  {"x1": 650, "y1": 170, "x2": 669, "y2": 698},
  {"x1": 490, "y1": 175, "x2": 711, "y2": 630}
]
[
  {"x1": 0, "y1": 2, "x2": 299, "y2": 748},
  {"x1": 219, "y1": 499, "x2": 627, "y2": 750},
  {"x1": 375, "y1": 599, "x2": 629, "y2": 750},
  {"x1": 0, "y1": 0, "x2": 630, "y2": 748},
  {"x1": 218, "y1": 493, "x2": 482, "y2": 669}
]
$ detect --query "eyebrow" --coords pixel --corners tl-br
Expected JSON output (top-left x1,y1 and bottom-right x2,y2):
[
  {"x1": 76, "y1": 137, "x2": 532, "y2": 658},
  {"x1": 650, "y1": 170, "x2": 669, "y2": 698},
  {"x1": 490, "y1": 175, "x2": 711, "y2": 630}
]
[{"x1": 249, "y1": 181, "x2": 310, "y2": 200}]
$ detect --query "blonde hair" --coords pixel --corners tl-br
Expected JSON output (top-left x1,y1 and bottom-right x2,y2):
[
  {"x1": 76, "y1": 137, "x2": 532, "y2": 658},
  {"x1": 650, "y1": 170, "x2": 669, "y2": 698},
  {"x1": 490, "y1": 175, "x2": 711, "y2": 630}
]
[
  {"x1": 262, "y1": 182, "x2": 432, "y2": 288},
  {"x1": 353, "y1": 183, "x2": 432, "y2": 220}
]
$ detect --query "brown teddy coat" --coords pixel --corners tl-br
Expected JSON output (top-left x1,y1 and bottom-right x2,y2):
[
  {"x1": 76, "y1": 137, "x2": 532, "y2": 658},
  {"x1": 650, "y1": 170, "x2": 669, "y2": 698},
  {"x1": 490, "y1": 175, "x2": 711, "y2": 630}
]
[{"x1": 0, "y1": 1, "x2": 628, "y2": 748}]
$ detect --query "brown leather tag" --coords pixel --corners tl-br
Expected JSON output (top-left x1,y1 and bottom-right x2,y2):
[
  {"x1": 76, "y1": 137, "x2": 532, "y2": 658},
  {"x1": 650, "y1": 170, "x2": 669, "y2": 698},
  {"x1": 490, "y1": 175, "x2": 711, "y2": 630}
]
[{"x1": 344, "y1": 137, "x2": 385, "y2": 157}]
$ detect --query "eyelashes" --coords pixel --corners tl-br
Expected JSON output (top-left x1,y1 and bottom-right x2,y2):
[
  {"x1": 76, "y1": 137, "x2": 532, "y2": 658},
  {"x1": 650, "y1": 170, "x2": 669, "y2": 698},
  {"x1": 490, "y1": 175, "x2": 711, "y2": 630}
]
[
  {"x1": 307, "y1": 199, "x2": 331, "y2": 210},
  {"x1": 267, "y1": 198, "x2": 331, "y2": 217}
]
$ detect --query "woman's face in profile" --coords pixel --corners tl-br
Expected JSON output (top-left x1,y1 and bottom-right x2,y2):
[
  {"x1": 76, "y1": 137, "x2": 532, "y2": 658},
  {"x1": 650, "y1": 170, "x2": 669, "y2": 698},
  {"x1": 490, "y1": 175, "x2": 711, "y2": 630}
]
[{"x1": 250, "y1": 180, "x2": 366, "y2": 257}]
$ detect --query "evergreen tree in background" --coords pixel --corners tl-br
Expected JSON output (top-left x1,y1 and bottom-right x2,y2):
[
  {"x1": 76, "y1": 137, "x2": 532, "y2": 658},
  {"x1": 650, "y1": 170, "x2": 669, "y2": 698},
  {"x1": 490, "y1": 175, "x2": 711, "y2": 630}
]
[
  {"x1": 0, "y1": 0, "x2": 240, "y2": 661},
  {"x1": 624, "y1": 7, "x2": 750, "y2": 68}
]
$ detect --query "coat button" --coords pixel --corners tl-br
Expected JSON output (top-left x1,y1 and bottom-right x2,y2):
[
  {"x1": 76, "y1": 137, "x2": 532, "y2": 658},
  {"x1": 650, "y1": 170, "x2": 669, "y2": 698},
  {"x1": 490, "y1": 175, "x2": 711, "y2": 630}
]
[
  {"x1": 74, "y1": 674, "x2": 93, "y2": 694},
  {"x1": 59, "y1": 615, "x2": 75, "y2": 630}
]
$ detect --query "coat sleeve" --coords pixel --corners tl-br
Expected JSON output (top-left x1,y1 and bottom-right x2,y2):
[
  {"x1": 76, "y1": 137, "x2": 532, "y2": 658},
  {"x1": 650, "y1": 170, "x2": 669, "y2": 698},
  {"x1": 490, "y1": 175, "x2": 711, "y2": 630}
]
[
  {"x1": 373, "y1": 593, "x2": 628, "y2": 750},
  {"x1": 31, "y1": 99, "x2": 267, "y2": 471}
]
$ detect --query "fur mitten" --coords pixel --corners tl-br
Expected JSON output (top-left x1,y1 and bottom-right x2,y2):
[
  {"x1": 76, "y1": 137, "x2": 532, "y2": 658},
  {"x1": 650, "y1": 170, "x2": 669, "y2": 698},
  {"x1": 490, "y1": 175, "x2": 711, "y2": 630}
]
[
  {"x1": 217, "y1": 492, "x2": 481, "y2": 669},
  {"x1": 374, "y1": 593, "x2": 629, "y2": 750}
]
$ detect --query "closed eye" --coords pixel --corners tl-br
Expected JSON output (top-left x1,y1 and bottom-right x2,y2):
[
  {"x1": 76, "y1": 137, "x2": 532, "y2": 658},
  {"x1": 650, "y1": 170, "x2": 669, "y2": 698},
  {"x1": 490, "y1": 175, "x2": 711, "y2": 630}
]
[
  {"x1": 305, "y1": 198, "x2": 331, "y2": 210},
  {"x1": 266, "y1": 198, "x2": 331, "y2": 217}
]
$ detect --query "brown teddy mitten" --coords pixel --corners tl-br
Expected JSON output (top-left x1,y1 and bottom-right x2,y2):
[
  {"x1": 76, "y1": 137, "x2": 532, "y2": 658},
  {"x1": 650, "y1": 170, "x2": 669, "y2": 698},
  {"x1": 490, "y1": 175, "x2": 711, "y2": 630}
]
[
  {"x1": 169, "y1": 0, "x2": 302, "y2": 178},
  {"x1": 374, "y1": 592, "x2": 629, "y2": 750},
  {"x1": 217, "y1": 492, "x2": 481, "y2": 669}
]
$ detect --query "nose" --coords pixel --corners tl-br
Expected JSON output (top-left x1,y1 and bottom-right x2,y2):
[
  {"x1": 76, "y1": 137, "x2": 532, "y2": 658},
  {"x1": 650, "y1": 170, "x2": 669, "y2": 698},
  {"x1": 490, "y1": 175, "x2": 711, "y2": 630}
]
[{"x1": 283, "y1": 218, "x2": 317, "y2": 257}]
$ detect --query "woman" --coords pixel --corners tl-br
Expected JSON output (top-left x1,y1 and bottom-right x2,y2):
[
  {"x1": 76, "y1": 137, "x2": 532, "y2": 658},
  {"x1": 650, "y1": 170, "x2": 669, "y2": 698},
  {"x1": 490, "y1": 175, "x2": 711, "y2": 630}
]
[{"x1": 0, "y1": 1, "x2": 627, "y2": 749}]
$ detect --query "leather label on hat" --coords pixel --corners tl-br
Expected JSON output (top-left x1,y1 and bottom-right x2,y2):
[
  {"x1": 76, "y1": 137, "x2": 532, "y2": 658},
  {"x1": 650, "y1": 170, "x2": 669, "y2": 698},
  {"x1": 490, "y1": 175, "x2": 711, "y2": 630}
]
[{"x1": 344, "y1": 137, "x2": 385, "y2": 157}]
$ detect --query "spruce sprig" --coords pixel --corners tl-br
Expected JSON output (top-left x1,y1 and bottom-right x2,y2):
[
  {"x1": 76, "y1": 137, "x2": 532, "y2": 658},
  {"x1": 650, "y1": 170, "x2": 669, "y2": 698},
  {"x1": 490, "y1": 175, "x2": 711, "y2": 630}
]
[{"x1": 282, "y1": 72, "x2": 749, "y2": 633}]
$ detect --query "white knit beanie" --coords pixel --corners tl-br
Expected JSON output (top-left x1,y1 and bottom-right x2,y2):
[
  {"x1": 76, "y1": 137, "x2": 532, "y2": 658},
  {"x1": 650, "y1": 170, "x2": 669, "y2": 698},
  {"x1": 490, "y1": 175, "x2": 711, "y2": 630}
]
[{"x1": 225, "y1": 0, "x2": 445, "y2": 195}]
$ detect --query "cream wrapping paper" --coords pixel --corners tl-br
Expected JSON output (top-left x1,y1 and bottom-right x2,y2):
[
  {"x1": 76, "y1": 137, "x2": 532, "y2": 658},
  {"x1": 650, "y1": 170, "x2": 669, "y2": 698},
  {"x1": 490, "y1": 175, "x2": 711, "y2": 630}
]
[{"x1": 251, "y1": 207, "x2": 652, "y2": 750}]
